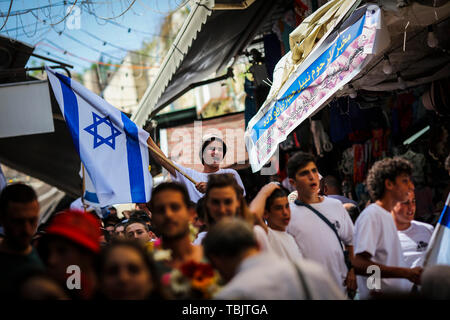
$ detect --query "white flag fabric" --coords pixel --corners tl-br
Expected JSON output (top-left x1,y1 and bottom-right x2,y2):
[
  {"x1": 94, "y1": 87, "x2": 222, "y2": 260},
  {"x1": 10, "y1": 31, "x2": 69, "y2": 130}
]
[
  {"x1": 46, "y1": 67, "x2": 152, "y2": 207},
  {"x1": 0, "y1": 163, "x2": 6, "y2": 192},
  {"x1": 424, "y1": 193, "x2": 450, "y2": 267}
]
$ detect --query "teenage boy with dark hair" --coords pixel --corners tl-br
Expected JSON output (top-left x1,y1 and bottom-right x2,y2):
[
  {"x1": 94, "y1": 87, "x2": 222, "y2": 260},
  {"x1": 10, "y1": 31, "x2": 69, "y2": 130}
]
[
  {"x1": 286, "y1": 152, "x2": 356, "y2": 296},
  {"x1": 0, "y1": 183, "x2": 44, "y2": 297},
  {"x1": 147, "y1": 134, "x2": 245, "y2": 203},
  {"x1": 249, "y1": 182, "x2": 303, "y2": 262},
  {"x1": 148, "y1": 182, "x2": 203, "y2": 268},
  {"x1": 353, "y1": 157, "x2": 422, "y2": 299}
]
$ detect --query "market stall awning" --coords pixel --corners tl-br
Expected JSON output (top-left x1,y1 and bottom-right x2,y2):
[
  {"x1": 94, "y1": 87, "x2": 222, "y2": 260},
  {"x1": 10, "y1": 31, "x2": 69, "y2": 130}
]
[
  {"x1": 132, "y1": 0, "x2": 282, "y2": 127},
  {"x1": 0, "y1": 88, "x2": 82, "y2": 198},
  {"x1": 0, "y1": 36, "x2": 81, "y2": 197},
  {"x1": 245, "y1": 0, "x2": 450, "y2": 172}
]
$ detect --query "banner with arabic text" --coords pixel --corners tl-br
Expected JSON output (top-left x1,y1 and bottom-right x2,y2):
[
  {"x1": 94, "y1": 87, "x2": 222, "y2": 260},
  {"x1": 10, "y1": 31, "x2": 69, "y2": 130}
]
[{"x1": 245, "y1": 5, "x2": 384, "y2": 172}]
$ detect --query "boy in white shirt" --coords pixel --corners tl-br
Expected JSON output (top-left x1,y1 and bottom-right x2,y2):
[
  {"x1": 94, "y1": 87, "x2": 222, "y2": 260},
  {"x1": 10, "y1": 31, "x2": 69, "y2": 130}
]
[
  {"x1": 148, "y1": 134, "x2": 245, "y2": 203},
  {"x1": 249, "y1": 182, "x2": 303, "y2": 263},
  {"x1": 353, "y1": 157, "x2": 423, "y2": 299},
  {"x1": 285, "y1": 152, "x2": 356, "y2": 297},
  {"x1": 391, "y1": 192, "x2": 434, "y2": 268}
]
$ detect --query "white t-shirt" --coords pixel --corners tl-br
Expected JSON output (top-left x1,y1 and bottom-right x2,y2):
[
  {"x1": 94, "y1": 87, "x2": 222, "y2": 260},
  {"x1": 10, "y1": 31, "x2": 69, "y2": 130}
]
[
  {"x1": 354, "y1": 203, "x2": 411, "y2": 299},
  {"x1": 171, "y1": 163, "x2": 246, "y2": 203},
  {"x1": 398, "y1": 220, "x2": 434, "y2": 268},
  {"x1": 253, "y1": 225, "x2": 271, "y2": 252},
  {"x1": 214, "y1": 252, "x2": 346, "y2": 300},
  {"x1": 267, "y1": 228, "x2": 303, "y2": 263},
  {"x1": 193, "y1": 231, "x2": 207, "y2": 245},
  {"x1": 193, "y1": 226, "x2": 270, "y2": 251},
  {"x1": 287, "y1": 197, "x2": 354, "y2": 292}
]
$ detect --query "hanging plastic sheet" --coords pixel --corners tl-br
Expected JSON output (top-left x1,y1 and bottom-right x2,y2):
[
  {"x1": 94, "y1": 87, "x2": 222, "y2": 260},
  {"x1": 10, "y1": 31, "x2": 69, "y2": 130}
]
[{"x1": 245, "y1": 4, "x2": 389, "y2": 172}]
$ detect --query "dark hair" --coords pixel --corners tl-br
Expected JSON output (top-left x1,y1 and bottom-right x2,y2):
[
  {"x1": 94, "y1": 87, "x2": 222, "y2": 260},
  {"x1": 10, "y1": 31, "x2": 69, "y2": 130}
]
[
  {"x1": 287, "y1": 152, "x2": 316, "y2": 179},
  {"x1": 149, "y1": 182, "x2": 190, "y2": 211},
  {"x1": 200, "y1": 137, "x2": 227, "y2": 165},
  {"x1": 203, "y1": 218, "x2": 258, "y2": 258},
  {"x1": 129, "y1": 210, "x2": 151, "y2": 222},
  {"x1": 366, "y1": 157, "x2": 413, "y2": 201},
  {"x1": 0, "y1": 183, "x2": 37, "y2": 217},
  {"x1": 97, "y1": 239, "x2": 167, "y2": 300},
  {"x1": 323, "y1": 175, "x2": 342, "y2": 194},
  {"x1": 196, "y1": 196, "x2": 207, "y2": 221},
  {"x1": 265, "y1": 187, "x2": 289, "y2": 212},
  {"x1": 103, "y1": 214, "x2": 121, "y2": 227},
  {"x1": 124, "y1": 218, "x2": 149, "y2": 232},
  {"x1": 205, "y1": 174, "x2": 253, "y2": 227}
]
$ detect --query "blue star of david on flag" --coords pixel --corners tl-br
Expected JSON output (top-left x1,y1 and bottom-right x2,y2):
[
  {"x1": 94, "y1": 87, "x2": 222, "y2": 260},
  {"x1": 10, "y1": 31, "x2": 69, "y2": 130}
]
[{"x1": 84, "y1": 112, "x2": 122, "y2": 149}]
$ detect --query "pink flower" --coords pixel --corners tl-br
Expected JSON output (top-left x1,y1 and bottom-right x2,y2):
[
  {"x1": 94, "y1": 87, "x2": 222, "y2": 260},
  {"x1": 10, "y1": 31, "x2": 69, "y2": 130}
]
[
  {"x1": 153, "y1": 238, "x2": 162, "y2": 248},
  {"x1": 161, "y1": 273, "x2": 171, "y2": 286}
]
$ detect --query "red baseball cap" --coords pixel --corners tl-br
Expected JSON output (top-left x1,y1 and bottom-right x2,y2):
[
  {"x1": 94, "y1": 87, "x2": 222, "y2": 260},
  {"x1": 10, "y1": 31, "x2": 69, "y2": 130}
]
[{"x1": 45, "y1": 209, "x2": 102, "y2": 253}]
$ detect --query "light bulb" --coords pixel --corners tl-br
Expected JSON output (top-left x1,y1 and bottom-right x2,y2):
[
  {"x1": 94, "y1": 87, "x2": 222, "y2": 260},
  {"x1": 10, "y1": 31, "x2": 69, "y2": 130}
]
[
  {"x1": 427, "y1": 31, "x2": 438, "y2": 48},
  {"x1": 382, "y1": 58, "x2": 393, "y2": 74}
]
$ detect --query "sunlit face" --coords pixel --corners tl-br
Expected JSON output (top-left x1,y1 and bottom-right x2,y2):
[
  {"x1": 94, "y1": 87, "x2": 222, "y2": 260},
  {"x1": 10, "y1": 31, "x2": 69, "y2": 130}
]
[
  {"x1": 202, "y1": 140, "x2": 224, "y2": 167},
  {"x1": 206, "y1": 186, "x2": 240, "y2": 224},
  {"x1": 392, "y1": 192, "x2": 416, "y2": 225},
  {"x1": 1, "y1": 200, "x2": 40, "y2": 251},
  {"x1": 289, "y1": 162, "x2": 320, "y2": 197},
  {"x1": 264, "y1": 197, "x2": 290, "y2": 231},
  {"x1": 101, "y1": 246, "x2": 153, "y2": 300},
  {"x1": 390, "y1": 173, "x2": 414, "y2": 203},
  {"x1": 125, "y1": 223, "x2": 150, "y2": 243},
  {"x1": 151, "y1": 190, "x2": 191, "y2": 240}
]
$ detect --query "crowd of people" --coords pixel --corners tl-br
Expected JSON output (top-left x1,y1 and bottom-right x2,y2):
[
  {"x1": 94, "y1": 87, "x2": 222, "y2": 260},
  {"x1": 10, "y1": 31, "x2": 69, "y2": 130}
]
[{"x1": 0, "y1": 135, "x2": 449, "y2": 300}]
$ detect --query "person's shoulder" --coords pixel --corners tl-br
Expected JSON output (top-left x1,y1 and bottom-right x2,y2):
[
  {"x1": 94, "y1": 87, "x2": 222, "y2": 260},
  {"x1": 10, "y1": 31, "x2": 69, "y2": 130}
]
[
  {"x1": 411, "y1": 220, "x2": 434, "y2": 233},
  {"x1": 289, "y1": 201, "x2": 308, "y2": 213},
  {"x1": 322, "y1": 196, "x2": 345, "y2": 207},
  {"x1": 360, "y1": 203, "x2": 384, "y2": 216},
  {"x1": 220, "y1": 168, "x2": 238, "y2": 174},
  {"x1": 356, "y1": 204, "x2": 381, "y2": 224}
]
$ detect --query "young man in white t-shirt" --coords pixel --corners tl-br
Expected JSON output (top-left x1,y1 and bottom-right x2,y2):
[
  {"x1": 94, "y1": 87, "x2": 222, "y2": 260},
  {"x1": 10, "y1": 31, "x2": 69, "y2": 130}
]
[
  {"x1": 147, "y1": 134, "x2": 245, "y2": 203},
  {"x1": 391, "y1": 191, "x2": 434, "y2": 268},
  {"x1": 285, "y1": 152, "x2": 357, "y2": 296},
  {"x1": 204, "y1": 218, "x2": 346, "y2": 300},
  {"x1": 353, "y1": 157, "x2": 423, "y2": 299},
  {"x1": 249, "y1": 182, "x2": 303, "y2": 263}
]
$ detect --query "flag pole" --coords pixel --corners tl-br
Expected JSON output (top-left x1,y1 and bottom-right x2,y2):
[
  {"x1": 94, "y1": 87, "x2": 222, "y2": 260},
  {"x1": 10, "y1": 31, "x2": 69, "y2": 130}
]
[
  {"x1": 422, "y1": 192, "x2": 450, "y2": 268},
  {"x1": 81, "y1": 163, "x2": 88, "y2": 212},
  {"x1": 146, "y1": 141, "x2": 198, "y2": 185}
]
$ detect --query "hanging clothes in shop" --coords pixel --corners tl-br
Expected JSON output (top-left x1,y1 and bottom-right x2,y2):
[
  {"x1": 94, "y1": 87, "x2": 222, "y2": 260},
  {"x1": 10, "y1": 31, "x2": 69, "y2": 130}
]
[
  {"x1": 294, "y1": 0, "x2": 310, "y2": 25},
  {"x1": 263, "y1": 33, "x2": 282, "y2": 82}
]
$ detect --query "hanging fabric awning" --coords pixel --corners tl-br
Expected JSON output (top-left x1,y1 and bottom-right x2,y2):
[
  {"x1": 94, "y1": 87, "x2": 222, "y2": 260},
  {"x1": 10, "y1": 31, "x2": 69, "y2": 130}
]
[{"x1": 245, "y1": 3, "x2": 389, "y2": 172}]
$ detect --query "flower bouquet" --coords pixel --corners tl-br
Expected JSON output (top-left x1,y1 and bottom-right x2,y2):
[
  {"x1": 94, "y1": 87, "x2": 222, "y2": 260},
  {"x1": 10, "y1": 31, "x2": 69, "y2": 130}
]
[{"x1": 161, "y1": 260, "x2": 222, "y2": 299}]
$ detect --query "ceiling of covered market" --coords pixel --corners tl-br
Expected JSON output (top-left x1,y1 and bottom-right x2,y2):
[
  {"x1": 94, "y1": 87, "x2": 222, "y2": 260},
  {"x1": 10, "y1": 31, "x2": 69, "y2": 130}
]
[{"x1": 343, "y1": 0, "x2": 450, "y2": 93}]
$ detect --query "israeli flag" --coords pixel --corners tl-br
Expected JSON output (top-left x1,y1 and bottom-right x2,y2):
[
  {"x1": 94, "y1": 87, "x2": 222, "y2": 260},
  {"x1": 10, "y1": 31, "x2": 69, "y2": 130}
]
[
  {"x1": 46, "y1": 67, "x2": 152, "y2": 207},
  {"x1": 424, "y1": 193, "x2": 450, "y2": 266}
]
